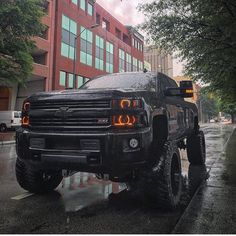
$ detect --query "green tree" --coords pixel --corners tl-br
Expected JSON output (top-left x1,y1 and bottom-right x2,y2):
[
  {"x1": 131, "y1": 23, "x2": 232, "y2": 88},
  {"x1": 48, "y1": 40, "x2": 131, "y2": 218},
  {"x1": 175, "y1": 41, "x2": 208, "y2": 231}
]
[
  {"x1": 0, "y1": 0, "x2": 45, "y2": 86},
  {"x1": 217, "y1": 92, "x2": 236, "y2": 123},
  {"x1": 199, "y1": 88, "x2": 219, "y2": 122},
  {"x1": 138, "y1": 0, "x2": 236, "y2": 100}
]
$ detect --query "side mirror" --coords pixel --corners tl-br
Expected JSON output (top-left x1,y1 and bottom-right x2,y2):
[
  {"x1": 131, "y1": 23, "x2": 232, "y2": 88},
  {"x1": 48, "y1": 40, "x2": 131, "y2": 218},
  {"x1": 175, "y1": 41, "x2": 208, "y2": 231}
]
[
  {"x1": 165, "y1": 80, "x2": 194, "y2": 98},
  {"x1": 180, "y1": 81, "x2": 194, "y2": 98}
]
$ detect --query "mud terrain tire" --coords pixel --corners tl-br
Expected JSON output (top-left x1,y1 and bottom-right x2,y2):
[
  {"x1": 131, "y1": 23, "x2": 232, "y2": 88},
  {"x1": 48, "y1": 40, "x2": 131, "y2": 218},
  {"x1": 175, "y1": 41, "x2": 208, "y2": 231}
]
[
  {"x1": 187, "y1": 130, "x2": 206, "y2": 165},
  {"x1": 15, "y1": 158, "x2": 63, "y2": 194},
  {"x1": 144, "y1": 141, "x2": 182, "y2": 209}
]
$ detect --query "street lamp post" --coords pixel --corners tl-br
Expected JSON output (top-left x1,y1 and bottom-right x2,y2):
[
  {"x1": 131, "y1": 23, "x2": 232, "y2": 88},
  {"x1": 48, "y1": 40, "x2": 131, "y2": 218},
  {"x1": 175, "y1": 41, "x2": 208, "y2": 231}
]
[{"x1": 73, "y1": 24, "x2": 99, "y2": 89}]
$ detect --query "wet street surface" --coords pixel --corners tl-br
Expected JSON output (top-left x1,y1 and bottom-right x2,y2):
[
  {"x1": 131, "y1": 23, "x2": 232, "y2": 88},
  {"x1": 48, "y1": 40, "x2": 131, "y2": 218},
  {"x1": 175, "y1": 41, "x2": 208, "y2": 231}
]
[{"x1": 0, "y1": 124, "x2": 234, "y2": 233}]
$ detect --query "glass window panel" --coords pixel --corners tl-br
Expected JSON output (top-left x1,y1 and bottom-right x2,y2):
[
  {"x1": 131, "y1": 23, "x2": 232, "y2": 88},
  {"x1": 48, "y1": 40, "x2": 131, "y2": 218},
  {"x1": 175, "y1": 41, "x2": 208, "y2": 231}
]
[
  {"x1": 99, "y1": 48, "x2": 103, "y2": 59},
  {"x1": 95, "y1": 58, "x2": 100, "y2": 69},
  {"x1": 61, "y1": 42, "x2": 69, "y2": 57},
  {"x1": 84, "y1": 78, "x2": 90, "y2": 82},
  {"x1": 77, "y1": 76, "x2": 84, "y2": 88},
  {"x1": 70, "y1": 20, "x2": 77, "y2": 35},
  {"x1": 69, "y1": 33, "x2": 76, "y2": 46},
  {"x1": 96, "y1": 47, "x2": 99, "y2": 57},
  {"x1": 80, "y1": 0, "x2": 86, "y2": 10},
  {"x1": 110, "y1": 64, "x2": 113, "y2": 73},
  {"x1": 87, "y1": 42, "x2": 92, "y2": 54},
  {"x1": 69, "y1": 46, "x2": 75, "y2": 59},
  {"x1": 72, "y1": 0, "x2": 77, "y2": 5},
  {"x1": 80, "y1": 27, "x2": 86, "y2": 40},
  {"x1": 88, "y1": 3, "x2": 93, "y2": 16},
  {"x1": 110, "y1": 44, "x2": 113, "y2": 54},
  {"x1": 110, "y1": 54, "x2": 113, "y2": 63},
  {"x1": 62, "y1": 29, "x2": 70, "y2": 44},
  {"x1": 62, "y1": 15, "x2": 70, "y2": 31},
  {"x1": 80, "y1": 51, "x2": 87, "y2": 64},
  {"x1": 106, "y1": 63, "x2": 109, "y2": 73},
  {"x1": 96, "y1": 36, "x2": 100, "y2": 47},
  {"x1": 100, "y1": 60, "x2": 104, "y2": 70},
  {"x1": 100, "y1": 38, "x2": 104, "y2": 49},
  {"x1": 80, "y1": 39, "x2": 87, "y2": 52},
  {"x1": 68, "y1": 74, "x2": 74, "y2": 88},
  {"x1": 87, "y1": 54, "x2": 92, "y2": 66},
  {"x1": 59, "y1": 71, "x2": 66, "y2": 86},
  {"x1": 87, "y1": 30, "x2": 93, "y2": 43}
]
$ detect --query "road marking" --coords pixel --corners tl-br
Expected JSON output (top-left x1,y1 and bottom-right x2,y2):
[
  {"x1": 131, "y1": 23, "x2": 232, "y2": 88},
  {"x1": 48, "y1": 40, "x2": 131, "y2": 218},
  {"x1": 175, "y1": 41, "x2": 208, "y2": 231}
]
[{"x1": 11, "y1": 192, "x2": 34, "y2": 200}]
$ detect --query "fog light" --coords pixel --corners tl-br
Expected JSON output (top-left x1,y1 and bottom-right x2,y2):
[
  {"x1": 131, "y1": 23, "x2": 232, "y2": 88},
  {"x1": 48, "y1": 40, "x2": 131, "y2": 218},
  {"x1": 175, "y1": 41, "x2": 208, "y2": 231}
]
[{"x1": 129, "y1": 138, "x2": 139, "y2": 149}]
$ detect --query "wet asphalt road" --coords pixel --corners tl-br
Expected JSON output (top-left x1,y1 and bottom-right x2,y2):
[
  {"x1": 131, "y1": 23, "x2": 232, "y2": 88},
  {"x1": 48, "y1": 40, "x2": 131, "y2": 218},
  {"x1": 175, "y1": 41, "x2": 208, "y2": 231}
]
[{"x1": 0, "y1": 124, "x2": 234, "y2": 233}]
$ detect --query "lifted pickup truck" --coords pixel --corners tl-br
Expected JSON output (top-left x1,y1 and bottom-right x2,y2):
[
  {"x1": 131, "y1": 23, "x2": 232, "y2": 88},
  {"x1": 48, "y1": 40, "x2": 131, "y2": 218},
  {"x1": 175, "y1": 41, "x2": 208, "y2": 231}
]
[{"x1": 15, "y1": 72, "x2": 205, "y2": 208}]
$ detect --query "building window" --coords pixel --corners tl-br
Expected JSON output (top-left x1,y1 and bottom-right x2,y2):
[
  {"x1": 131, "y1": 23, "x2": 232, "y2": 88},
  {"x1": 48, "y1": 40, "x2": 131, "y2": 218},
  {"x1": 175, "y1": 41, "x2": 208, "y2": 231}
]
[
  {"x1": 106, "y1": 41, "x2": 114, "y2": 73},
  {"x1": 68, "y1": 73, "x2": 74, "y2": 88},
  {"x1": 133, "y1": 57, "x2": 138, "y2": 71},
  {"x1": 102, "y1": 19, "x2": 110, "y2": 31},
  {"x1": 84, "y1": 77, "x2": 90, "y2": 83},
  {"x1": 80, "y1": 0, "x2": 86, "y2": 10},
  {"x1": 59, "y1": 71, "x2": 66, "y2": 86},
  {"x1": 77, "y1": 75, "x2": 84, "y2": 88},
  {"x1": 80, "y1": 26, "x2": 93, "y2": 66},
  {"x1": 126, "y1": 53, "x2": 132, "y2": 72},
  {"x1": 139, "y1": 60, "x2": 143, "y2": 71},
  {"x1": 61, "y1": 15, "x2": 77, "y2": 60},
  {"x1": 95, "y1": 35, "x2": 104, "y2": 71},
  {"x1": 96, "y1": 13, "x2": 101, "y2": 25},
  {"x1": 77, "y1": 75, "x2": 90, "y2": 88},
  {"x1": 115, "y1": 28, "x2": 121, "y2": 39},
  {"x1": 72, "y1": 0, "x2": 78, "y2": 5},
  {"x1": 87, "y1": 2, "x2": 93, "y2": 16},
  {"x1": 119, "y1": 49, "x2": 125, "y2": 72}
]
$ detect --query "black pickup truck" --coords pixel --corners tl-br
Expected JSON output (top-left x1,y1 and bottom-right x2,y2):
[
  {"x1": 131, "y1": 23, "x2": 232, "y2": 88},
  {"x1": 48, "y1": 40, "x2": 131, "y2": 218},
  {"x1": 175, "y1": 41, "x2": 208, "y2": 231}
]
[{"x1": 15, "y1": 72, "x2": 205, "y2": 208}]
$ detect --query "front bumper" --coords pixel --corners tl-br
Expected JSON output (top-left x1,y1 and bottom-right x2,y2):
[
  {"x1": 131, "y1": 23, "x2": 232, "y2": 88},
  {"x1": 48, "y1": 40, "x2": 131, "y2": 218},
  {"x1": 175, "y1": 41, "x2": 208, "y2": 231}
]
[{"x1": 16, "y1": 127, "x2": 152, "y2": 174}]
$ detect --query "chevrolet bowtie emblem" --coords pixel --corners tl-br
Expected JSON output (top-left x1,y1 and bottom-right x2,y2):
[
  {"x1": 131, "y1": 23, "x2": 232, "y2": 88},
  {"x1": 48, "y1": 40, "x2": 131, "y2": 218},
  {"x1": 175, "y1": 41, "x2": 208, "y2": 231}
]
[{"x1": 54, "y1": 107, "x2": 73, "y2": 119}]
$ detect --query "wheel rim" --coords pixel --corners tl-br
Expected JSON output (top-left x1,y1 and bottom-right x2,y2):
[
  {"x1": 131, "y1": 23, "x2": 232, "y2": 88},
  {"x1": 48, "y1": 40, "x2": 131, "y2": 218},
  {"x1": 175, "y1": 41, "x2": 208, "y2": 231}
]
[{"x1": 171, "y1": 154, "x2": 181, "y2": 196}]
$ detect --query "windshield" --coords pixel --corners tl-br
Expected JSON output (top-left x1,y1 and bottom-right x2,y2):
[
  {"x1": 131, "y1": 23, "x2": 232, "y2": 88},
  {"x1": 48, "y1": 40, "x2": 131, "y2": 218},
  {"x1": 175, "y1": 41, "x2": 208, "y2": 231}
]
[{"x1": 81, "y1": 73, "x2": 156, "y2": 91}]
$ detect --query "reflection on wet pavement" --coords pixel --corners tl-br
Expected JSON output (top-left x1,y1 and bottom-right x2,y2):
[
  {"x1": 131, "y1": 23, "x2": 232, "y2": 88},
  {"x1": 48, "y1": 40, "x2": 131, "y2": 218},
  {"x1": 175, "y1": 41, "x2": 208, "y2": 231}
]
[{"x1": 0, "y1": 123, "x2": 234, "y2": 233}]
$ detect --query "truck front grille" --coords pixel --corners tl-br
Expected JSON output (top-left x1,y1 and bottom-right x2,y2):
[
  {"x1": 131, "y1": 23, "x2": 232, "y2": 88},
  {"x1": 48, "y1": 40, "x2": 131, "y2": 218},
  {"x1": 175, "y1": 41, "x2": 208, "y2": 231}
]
[{"x1": 29, "y1": 100, "x2": 111, "y2": 130}]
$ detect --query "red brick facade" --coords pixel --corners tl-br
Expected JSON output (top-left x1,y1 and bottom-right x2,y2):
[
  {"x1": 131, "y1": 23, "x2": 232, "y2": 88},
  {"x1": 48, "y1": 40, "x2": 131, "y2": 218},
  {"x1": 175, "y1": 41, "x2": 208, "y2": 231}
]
[{"x1": 33, "y1": 0, "x2": 144, "y2": 92}]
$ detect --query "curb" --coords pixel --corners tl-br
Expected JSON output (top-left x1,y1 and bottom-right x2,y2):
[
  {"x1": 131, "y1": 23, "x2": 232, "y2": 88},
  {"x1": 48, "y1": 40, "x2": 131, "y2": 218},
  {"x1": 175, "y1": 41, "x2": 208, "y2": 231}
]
[{"x1": 0, "y1": 140, "x2": 16, "y2": 146}]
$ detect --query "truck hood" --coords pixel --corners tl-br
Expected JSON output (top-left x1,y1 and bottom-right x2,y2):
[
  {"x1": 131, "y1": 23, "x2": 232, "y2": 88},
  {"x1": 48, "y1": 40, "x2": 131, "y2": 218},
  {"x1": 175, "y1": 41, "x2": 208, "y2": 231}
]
[{"x1": 27, "y1": 88, "x2": 145, "y2": 102}]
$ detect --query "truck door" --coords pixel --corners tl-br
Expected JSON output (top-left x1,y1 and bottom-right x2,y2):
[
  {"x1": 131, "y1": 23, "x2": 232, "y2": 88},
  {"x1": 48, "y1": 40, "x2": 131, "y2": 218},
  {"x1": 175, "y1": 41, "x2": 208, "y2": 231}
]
[{"x1": 160, "y1": 74, "x2": 186, "y2": 139}]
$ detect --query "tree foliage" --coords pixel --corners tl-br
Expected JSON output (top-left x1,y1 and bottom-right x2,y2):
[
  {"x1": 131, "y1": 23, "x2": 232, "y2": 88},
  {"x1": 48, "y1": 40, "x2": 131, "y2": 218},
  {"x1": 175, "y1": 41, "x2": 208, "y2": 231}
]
[
  {"x1": 0, "y1": 0, "x2": 45, "y2": 86},
  {"x1": 138, "y1": 0, "x2": 236, "y2": 100}
]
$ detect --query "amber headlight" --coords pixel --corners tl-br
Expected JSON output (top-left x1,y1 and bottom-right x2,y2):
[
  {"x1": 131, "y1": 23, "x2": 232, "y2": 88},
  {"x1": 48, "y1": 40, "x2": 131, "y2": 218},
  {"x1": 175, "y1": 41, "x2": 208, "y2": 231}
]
[
  {"x1": 22, "y1": 101, "x2": 30, "y2": 127},
  {"x1": 112, "y1": 99, "x2": 143, "y2": 109}
]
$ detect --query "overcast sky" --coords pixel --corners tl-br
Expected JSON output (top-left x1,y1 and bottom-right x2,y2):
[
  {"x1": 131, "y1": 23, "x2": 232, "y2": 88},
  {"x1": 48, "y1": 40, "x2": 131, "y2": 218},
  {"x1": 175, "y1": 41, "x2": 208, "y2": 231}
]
[{"x1": 96, "y1": 0, "x2": 184, "y2": 76}]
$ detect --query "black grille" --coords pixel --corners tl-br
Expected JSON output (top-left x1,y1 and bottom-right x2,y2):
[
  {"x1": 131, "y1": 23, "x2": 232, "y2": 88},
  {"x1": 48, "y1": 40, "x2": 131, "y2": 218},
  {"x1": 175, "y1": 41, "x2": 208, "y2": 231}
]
[
  {"x1": 30, "y1": 100, "x2": 111, "y2": 110},
  {"x1": 29, "y1": 100, "x2": 111, "y2": 130}
]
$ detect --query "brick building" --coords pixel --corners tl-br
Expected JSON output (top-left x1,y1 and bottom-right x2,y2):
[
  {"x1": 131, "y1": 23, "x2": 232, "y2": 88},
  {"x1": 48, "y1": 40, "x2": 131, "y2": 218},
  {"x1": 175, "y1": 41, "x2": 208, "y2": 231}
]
[{"x1": 1, "y1": 0, "x2": 144, "y2": 111}]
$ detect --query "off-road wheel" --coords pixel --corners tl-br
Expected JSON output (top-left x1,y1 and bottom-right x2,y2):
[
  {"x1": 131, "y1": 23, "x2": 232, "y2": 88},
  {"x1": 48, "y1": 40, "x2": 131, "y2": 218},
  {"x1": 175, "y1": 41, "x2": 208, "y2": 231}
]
[
  {"x1": 15, "y1": 158, "x2": 63, "y2": 194},
  {"x1": 144, "y1": 141, "x2": 182, "y2": 209},
  {"x1": 187, "y1": 130, "x2": 206, "y2": 165},
  {"x1": 0, "y1": 123, "x2": 7, "y2": 132}
]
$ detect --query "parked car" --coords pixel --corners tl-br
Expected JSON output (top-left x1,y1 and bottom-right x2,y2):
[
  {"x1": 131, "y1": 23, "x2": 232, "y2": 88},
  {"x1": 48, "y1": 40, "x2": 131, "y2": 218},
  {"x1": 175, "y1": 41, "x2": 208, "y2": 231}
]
[
  {"x1": 15, "y1": 72, "x2": 205, "y2": 209},
  {"x1": 0, "y1": 111, "x2": 21, "y2": 132}
]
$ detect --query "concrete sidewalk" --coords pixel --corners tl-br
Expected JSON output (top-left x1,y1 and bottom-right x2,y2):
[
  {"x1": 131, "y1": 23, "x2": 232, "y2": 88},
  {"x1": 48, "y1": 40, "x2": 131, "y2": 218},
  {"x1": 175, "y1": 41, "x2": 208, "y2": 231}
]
[{"x1": 173, "y1": 128, "x2": 236, "y2": 234}]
